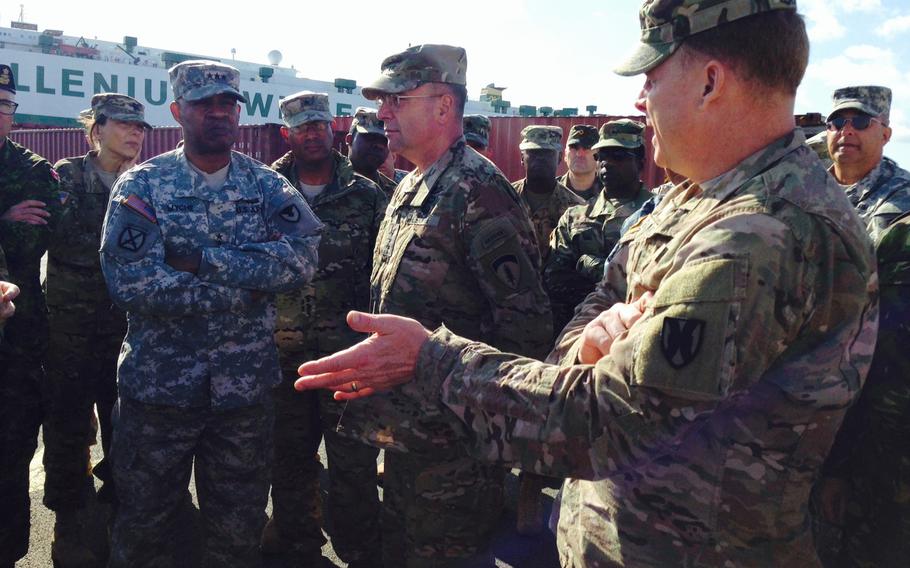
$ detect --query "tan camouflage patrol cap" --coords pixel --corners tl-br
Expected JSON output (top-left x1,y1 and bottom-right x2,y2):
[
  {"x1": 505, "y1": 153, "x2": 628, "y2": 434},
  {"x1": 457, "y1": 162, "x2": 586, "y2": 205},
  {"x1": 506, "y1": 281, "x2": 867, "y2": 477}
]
[
  {"x1": 566, "y1": 124, "x2": 599, "y2": 148},
  {"x1": 464, "y1": 115, "x2": 491, "y2": 147},
  {"x1": 519, "y1": 125, "x2": 563, "y2": 151},
  {"x1": 592, "y1": 119, "x2": 645, "y2": 150},
  {"x1": 615, "y1": 0, "x2": 798, "y2": 76},
  {"x1": 805, "y1": 130, "x2": 831, "y2": 164},
  {"x1": 280, "y1": 91, "x2": 333, "y2": 127},
  {"x1": 169, "y1": 60, "x2": 247, "y2": 103},
  {"x1": 828, "y1": 85, "x2": 892, "y2": 122},
  {"x1": 350, "y1": 106, "x2": 385, "y2": 136},
  {"x1": 361, "y1": 44, "x2": 467, "y2": 99},
  {"x1": 90, "y1": 93, "x2": 151, "y2": 129}
]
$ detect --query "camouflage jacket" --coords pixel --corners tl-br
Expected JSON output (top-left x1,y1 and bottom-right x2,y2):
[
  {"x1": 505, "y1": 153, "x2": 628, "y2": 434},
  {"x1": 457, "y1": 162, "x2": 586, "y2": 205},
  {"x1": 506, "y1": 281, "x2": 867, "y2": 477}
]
[
  {"x1": 361, "y1": 169, "x2": 398, "y2": 198},
  {"x1": 47, "y1": 152, "x2": 127, "y2": 336},
  {"x1": 513, "y1": 178, "x2": 585, "y2": 264},
  {"x1": 0, "y1": 137, "x2": 62, "y2": 356},
  {"x1": 99, "y1": 148, "x2": 322, "y2": 409},
  {"x1": 544, "y1": 184, "x2": 652, "y2": 335},
  {"x1": 410, "y1": 131, "x2": 877, "y2": 566},
  {"x1": 557, "y1": 171, "x2": 603, "y2": 202},
  {"x1": 339, "y1": 138, "x2": 552, "y2": 456},
  {"x1": 838, "y1": 156, "x2": 910, "y2": 246},
  {"x1": 271, "y1": 150, "x2": 387, "y2": 361}
]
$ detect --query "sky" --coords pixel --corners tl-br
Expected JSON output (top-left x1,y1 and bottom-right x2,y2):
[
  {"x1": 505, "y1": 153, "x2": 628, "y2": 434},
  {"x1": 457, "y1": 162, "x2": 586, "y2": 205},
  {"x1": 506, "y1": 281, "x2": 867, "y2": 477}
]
[{"x1": 4, "y1": 0, "x2": 910, "y2": 165}]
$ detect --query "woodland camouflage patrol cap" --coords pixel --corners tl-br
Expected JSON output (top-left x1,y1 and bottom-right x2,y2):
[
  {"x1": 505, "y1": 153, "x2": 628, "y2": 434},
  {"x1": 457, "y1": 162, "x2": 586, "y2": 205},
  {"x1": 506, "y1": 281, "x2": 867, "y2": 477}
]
[
  {"x1": 592, "y1": 119, "x2": 645, "y2": 150},
  {"x1": 280, "y1": 91, "x2": 333, "y2": 127},
  {"x1": 362, "y1": 44, "x2": 467, "y2": 99},
  {"x1": 350, "y1": 106, "x2": 386, "y2": 136},
  {"x1": 464, "y1": 115, "x2": 492, "y2": 147},
  {"x1": 91, "y1": 93, "x2": 151, "y2": 129},
  {"x1": 614, "y1": 0, "x2": 798, "y2": 76},
  {"x1": 519, "y1": 125, "x2": 563, "y2": 152}
]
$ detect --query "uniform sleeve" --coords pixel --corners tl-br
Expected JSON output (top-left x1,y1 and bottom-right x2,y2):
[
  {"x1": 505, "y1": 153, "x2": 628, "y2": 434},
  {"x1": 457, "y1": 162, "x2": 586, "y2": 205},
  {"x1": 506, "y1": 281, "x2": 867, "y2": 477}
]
[
  {"x1": 543, "y1": 207, "x2": 599, "y2": 335},
  {"x1": 196, "y1": 176, "x2": 322, "y2": 293},
  {"x1": 100, "y1": 172, "x2": 254, "y2": 317},
  {"x1": 410, "y1": 213, "x2": 853, "y2": 479},
  {"x1": 0, "y1": 158, "x2": 59, "y2": 262},
  {"x1": 463, "y1": 177, "x2": 553, "y2": 359}
]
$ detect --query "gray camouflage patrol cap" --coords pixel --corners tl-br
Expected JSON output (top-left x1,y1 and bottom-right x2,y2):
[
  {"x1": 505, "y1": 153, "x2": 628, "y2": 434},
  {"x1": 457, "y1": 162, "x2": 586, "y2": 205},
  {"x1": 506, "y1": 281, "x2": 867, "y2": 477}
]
[
  {"x1": 566, "y1": 124, "x2": 599, "y2": 148},
  {"x1": 280, "y1": 91, "x2": 333, "y2": 127},
  {"x1": 614, "y1": 0, "x2": 799, "y2": 76},
  {"x1": 464, "y1": 115, "x2": 491, "y2": 147},
  {"x1": 169, "y1": 60, "x2": 247, "y2": 103},
  {"x1": 361, "y1": 44, "x2": 467, "y2": 99},
  {"x1": 592, "y1": 119, "x2": 645, "y2": 150},
  {"x1": 350, "y1": 106, "x2": 386, "y2": 136},
  {"x1": 828, "y1": 85, "x2": 892, "y2": 122},
  {"x1": 519, "y1": 125, "x2": 563, "y2": 152},
  {"x1": 91, "y1": 93, "x2": 151, "y2": 129}
]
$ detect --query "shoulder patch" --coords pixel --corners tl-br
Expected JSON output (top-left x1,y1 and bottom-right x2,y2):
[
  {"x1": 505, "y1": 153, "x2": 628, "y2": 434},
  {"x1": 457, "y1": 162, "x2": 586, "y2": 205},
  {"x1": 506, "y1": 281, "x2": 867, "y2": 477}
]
[
  {"x1": 660, "y1": 317, "x2": 706, "y2": 369},
  {"x1": 122, "y1": 194, "x2": 158, "y2": 224}
]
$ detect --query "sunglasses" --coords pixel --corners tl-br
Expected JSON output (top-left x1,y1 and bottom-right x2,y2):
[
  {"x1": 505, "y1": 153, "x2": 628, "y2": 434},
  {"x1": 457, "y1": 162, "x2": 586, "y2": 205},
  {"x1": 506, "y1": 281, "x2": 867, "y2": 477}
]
[
  {"x1": 596, "y1": 148, "x2": 636, "y2": 161},
  {"x1": 826, "y1": 115, "x2": 883, "y2": 132},
  {"x1": 375, "y1": 93, "x2": 443, "y2": 110}
]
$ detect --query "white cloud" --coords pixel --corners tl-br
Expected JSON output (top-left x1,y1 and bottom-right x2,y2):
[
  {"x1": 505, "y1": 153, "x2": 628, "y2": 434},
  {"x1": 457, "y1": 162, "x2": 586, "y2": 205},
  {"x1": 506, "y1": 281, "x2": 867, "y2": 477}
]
[
  {"x1": 806, "y1": 44, "x2": 901, "y2": 88},
  {"x1": 840, "y1": 0, "x2": 882, "y2": 13},
  {"x1": 877, "y1": 14, "x2": 910, "y2": 37},
  {"x1": 802, "y1": 0, "x2": 847, "y2": 42}
]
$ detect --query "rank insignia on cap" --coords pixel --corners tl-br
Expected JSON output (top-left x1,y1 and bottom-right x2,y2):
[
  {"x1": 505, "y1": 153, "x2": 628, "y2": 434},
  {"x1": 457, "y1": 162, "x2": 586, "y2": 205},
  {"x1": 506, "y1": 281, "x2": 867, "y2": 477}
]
[
  {"x1": 122, "y1": 194, "x2": 157, "y2": 224},
  {"x1": 0, "y1": 68, "x2": 9, "y2": 85},
  {"x1": 660, "y1": 317, "x2": 705, "y2": 369},
  {"x1": 118, "y1": 226, "x2": 147, "y2": 252}
]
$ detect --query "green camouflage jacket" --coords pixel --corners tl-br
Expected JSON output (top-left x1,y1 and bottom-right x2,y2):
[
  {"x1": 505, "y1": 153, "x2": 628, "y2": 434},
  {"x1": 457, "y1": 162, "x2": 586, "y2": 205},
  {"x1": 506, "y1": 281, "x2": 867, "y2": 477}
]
[
  {"x1": 338, "y1": 138, "x2": 553, "y2": 457},
  {"x1": 48, "y1": 152, "x2": 127, "y2": 336},
  {"x1": 409, "y1": 130, "x2": 878, "y2": 566},
  {"x1": 271, "y1": 150, "x2": 388, "y2": 361},
  {"x1": 0, "y1": 137, "x2": 62, "y2": 356},
  {"x1": 557, "y1": 171, "x2": 603, "y2": 202},
  {"x1": 513, "y1": 178, "x2": 585, "y2": 265},
  {"x1": 544, "y1": 184, "x2": 652, "y2": 333}
]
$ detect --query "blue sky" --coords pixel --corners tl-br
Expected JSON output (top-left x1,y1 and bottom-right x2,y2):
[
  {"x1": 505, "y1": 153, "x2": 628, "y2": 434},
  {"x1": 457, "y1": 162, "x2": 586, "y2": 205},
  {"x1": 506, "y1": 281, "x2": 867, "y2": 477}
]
[{"x1": 7, "y1": 0, "x2": 910, "y2": 166}]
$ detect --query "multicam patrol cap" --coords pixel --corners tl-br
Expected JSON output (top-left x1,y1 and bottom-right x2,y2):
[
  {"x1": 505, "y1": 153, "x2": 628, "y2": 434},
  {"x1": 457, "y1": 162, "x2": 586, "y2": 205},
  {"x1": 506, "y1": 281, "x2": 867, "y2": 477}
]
[
  {"x1": 592, "y1": 119, "x2": 645, "y2": 150},
  {"x1": 0, "y1": 64, "x2": 15, "y2": 94},
  {"x1": 614, "y1": 0, "x2": 799, "y2": 76},
  {"x1": 169, "y1": 60, "x2": 247, "y2": 103},
  {"x1": 280, "y1": 91, "x2": 333, "y2": 128},
  {"x1": 464, "y1": 115, "x2": 491, "y2": 147},
  {"x1": 828, "y1": 85, "x2": 892, "y2": 122},
  {"x1": 361, "y1": 44, "x2": 467, "y2": 99},
  {"x1": 91, "y1": 93, "x2": 151, "y2": 129},
  {"x1": 566, "y1": 124, "x2": 599, "y2": 148},
  {"x1": 805, "y1": 130, "x2": 832, "y2": 167},
  {"x1": 519, "y1": 125, "x2": 563, "y2": 152},
  {"x1": 350, "y1": 106, "x2": 385, "y2": 136}
]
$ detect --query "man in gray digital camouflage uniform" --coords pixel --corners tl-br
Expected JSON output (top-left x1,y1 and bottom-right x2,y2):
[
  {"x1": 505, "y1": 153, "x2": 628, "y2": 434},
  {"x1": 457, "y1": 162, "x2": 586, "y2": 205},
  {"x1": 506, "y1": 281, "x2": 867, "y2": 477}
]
[
  {"x1": 263, "y1": 91, "x2": 387, "y2": 567},
  {"x1": 816, "y1": 86, "x2": 910, "y2": 568},
  {"x1": 100, "y1": 60, "x2": 321, "y2": 568},
  {"x1": 294, "y1": 1, "x2": 879, "y2": 566}
]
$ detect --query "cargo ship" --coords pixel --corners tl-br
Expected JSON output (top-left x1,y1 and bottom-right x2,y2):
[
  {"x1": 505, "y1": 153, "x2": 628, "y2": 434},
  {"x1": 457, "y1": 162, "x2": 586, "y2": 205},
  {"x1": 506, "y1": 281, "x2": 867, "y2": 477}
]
[{"x1": 0, "y1": 17, "x2": 538, "y2": 128}]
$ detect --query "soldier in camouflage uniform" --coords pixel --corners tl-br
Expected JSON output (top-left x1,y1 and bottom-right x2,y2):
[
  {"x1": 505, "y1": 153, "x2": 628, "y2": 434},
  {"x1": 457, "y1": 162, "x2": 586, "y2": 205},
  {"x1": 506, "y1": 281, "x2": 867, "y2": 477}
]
[
  {"x1": 557, "y1": 124, "x2": 602, "y2": 201},
  {"x1": 806, "y1": 130, "x2": 832, "y2": 169},
  {"x1": 0, "y1": 63, "x2": 66, "y2": 568},
  {"x1": 0, "y1": 245, "x2": 16, "y2": 329},
  {"x1": 345, "y1": 106, "x2": 398, "y2": 196},
  {"x1": 545, "y1": 119, "x2": 652, "y2": 334},
  {"x1": 295, "y1": 2, "x2": 880, "y2": 566},
  {"x1": 41, "y1": 93, "x2": 150, "y2": 567},
  {"x1": 513, "y1": 126, "x2": 585, "y2": 265},
  {"x1": 99, "y1": 60, "x2": 321, "y2": 568},
  {"x1": 263, "y1": 91, "x2": 387, "y2": 567},
  {"x1": 816, "y1": 86, "x2": 910, "y2": 568},
  {"x1": 328, "y1": 44, "x2": 552, "y2": 567},
  {"x1": 463, "y1": 114, "x2": 492, "y2": 158}
]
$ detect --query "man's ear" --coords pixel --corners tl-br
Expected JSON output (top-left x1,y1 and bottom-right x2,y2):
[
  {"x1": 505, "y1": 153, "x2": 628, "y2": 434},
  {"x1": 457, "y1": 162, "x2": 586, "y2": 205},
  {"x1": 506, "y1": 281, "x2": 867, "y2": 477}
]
[
  {"x1": 280, "y1": 126, "x2": 290, "y2": 142},
  {"x1": 883, "y1": 124, "x2": 893, "y2": 146},
  {"x1": 170, "y1": 101, "x2": 182, "y2": 124},
  {"x1": 344, "y1": 133, "x2": 353, "y2": 146},
  {"x1": 700, "y1": 60, "x2": 726, "y2": 107}
]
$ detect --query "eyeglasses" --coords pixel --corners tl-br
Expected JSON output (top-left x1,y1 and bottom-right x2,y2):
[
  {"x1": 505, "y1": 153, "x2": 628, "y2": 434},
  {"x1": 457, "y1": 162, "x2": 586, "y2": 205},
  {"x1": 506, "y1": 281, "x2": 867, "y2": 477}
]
[
  {"x1": 0, "y1": 100, "x2": 19, "y2": 116},
  {"x1": 291, "y1": 122, "x2": 331, "y2": 136},
  {"x1": 596, "y1": 148, "x2": 636, "y2": 161},
  {"x1": 826, "y1": 115, "x2": 883, "y2": 132},
  {"x1": 375, "y1": 93, "x2": 443, "y2": 110}
]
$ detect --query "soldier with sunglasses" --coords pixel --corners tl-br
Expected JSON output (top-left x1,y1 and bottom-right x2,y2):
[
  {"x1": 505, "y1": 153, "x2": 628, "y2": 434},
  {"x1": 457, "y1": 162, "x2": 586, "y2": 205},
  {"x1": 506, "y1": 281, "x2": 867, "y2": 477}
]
[{"x1": 817, "y1": 86, "x2": 910, "y2": 567}]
